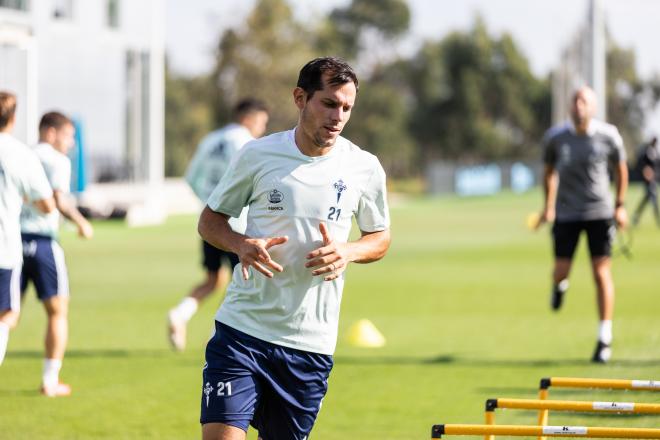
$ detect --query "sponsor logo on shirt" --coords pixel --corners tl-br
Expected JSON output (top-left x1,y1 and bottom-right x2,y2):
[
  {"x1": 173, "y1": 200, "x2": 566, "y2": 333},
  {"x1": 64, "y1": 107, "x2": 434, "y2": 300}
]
[
  {"x1": 268, "y1": 189, "x2": 284, "y2": 211},
  {"x1": 333, "y1": 179, "x2": 347, "y2": 203},
  {"x1": 268, "y1": 189, "x2": 283, "y2": 203}
]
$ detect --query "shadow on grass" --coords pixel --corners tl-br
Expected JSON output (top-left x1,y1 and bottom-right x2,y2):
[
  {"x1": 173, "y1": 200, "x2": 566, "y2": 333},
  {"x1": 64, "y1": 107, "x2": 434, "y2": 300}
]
[
  {"x1": 0, "y1": 389, "x2": 41, "y2": 397},
  {"x1": 7, "y1": 349, "x2": 171, "y2": 359},
  {"x1": 334, "y1": 354, "x2": 660, "y2": 368}
]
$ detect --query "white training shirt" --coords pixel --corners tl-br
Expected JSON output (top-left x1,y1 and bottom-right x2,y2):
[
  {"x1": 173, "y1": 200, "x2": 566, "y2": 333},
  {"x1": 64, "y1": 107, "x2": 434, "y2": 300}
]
[
  {"x1": 185, "y1": 123, "x2": 254, "y2": 233},
  {"x1": 20, "y1": 143, "x2": 71, "y2": 237},
  {"x1": 0, "y1": 134, "x2": 53, "y2": 269},
  {"x1": 207, "y1": 128, "x2": 390, "y2": 355}
]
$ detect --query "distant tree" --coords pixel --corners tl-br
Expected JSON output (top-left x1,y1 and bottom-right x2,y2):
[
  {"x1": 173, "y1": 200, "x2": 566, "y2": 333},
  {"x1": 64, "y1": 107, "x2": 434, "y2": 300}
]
[
  {"x1": 317, "y1": 0, "x2": 410, "y2": 62},
  {"x1": 164, "y1": 64, "x2": 213, "y2": 176},
  {"x1": 606, "y1": 40, "x2": 654, "y2": 154},
  {"x1": 210, "y1": 0, "x2": 316, "y2": 132},
  {"x1": 407, "y1": 17, "x2": 550, "y2": 162}
]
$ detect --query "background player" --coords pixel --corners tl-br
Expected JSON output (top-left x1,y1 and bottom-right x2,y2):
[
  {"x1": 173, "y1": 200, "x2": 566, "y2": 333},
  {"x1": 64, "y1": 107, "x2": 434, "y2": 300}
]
[
  {"x1": 167, "y1": 99, "x2": 269, "y2": 351},
  {"x1": 20, "y1": 111, "x2": 93, "y2": 396},
  {"x1": 538, "y1": 86, "x2": 628, "y2": 363},
  {"x1": 0, "y1": 92, "x2": 54, "y2": 368}
]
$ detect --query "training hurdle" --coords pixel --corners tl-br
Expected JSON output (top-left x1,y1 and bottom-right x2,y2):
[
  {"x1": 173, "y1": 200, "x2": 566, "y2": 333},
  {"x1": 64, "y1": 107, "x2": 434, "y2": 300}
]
[
  {"x1": 431, "y1": 424, "x2": 660, "y2": 439},
  {"x1": 538, "y1": 378, "x2": 660, "y2": 431},
  {"x1": 484, "y1": 398, "x2": 660, "y2": 440}
]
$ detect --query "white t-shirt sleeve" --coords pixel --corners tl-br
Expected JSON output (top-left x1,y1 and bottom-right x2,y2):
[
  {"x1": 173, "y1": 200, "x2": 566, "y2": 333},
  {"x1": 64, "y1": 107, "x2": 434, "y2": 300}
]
[
  {"x1": 356, "y1": 159, "x2": 390, "y2": 232},
  {"x1": 206, "y1": 147, "x2": 255, "y2": 218},
  {"x1": 22, "y1": 151, "x2": 52, "y2": 202},
  {"x1": 184, "y1": 135, "x2": 213, "y2": 200},
  {"x1": 50, "y1": 156, "x2": 71, "y2": 193}
]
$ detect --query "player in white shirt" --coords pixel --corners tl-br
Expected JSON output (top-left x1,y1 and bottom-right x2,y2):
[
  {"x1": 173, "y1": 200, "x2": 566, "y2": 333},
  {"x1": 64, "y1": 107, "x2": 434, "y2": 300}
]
[
  {"x1": 20, "y1": 111, "x2": 93, "y2": 397},
  {"x1": 198, "y1": 57, "x2": 391, "y2": 440},
  {"x1": 167, "y1": 99, "x2": 269, "y2": 351},
  {"x1": 0, "y1": 92, "x2": 54, "y2": 368}
]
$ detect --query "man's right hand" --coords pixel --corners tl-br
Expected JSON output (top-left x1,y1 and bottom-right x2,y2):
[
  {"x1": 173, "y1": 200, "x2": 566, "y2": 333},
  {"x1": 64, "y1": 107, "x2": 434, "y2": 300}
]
[
  {"x1": 537, "y1": 208, "x2": 555, "y2": 230},
  {"x1": 237, "y1": 236, "x2": 288, "y2": 280},
  {"x1": 77, "y1": 219, "x2": 94, "y2": 239}
]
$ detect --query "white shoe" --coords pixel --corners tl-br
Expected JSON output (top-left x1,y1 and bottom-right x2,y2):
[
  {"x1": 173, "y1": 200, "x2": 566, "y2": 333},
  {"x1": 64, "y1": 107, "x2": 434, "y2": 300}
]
[
  {"x1": 41, "y1": 382, "x2": 72, "y2": 397},
  {"x1": 168, "y1": 311, "x2": 186, "y2": 351}
]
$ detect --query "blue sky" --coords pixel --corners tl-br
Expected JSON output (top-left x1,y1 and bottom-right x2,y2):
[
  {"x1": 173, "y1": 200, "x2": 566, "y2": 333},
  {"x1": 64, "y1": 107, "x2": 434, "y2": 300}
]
[{"x1": 166, "y1": 0, "x2": 660, "y2": 79}]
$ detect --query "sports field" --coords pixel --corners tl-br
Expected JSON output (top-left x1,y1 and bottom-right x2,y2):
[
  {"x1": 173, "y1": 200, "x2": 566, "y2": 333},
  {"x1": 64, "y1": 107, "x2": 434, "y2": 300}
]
[{"x1": 1, "y1": 187, "x2": 658, "y2": 439}]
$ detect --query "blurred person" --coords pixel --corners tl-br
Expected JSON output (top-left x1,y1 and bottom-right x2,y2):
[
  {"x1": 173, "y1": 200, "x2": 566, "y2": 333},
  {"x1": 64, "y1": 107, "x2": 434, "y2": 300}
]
[
  {"x1": 537, "y1": 86, "x2": 628, "y2": 364},
  {"x1": 631, "y1": 136, "x2": 659, "y2": 226},
  {"x1": 197, "y1": 57, "x2": 391, "y2": 440},
  {"x1": 167, "y1": 98, "x2": 269, "y2": 351},
  {"x1": 19, "y1": 111, "x2": 93, "y2": 397},
  {"x1": 0, "y1": 92, "x2": 54, "y2": 368}
]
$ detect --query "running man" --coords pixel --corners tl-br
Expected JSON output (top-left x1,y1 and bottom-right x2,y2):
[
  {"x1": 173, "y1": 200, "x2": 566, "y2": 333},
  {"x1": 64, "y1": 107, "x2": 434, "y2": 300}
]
[
  {"x1": 197, "y1": 57, "x2": 391, "y2": 439},
  {"x1": 538, "y1": 86, "x2": 628, "y2": 363},
  {"x1": 19, "y1": 111, "x2": 93, "y2": 396},
  {"x1": 168, "y1": 98, "x2": 269, "y2": 351},
  {"x1": 631, "y1": 136, "x2": 659, "y2": 226},
  {"x1": 0, "y1": 92, "x2": 54, "y2": 368}
]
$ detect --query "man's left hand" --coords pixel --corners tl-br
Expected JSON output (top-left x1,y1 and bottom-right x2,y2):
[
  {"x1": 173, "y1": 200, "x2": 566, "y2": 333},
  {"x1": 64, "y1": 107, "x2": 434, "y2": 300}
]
[{"x1": 306, "y1": 222, "x2": 350, "y2": 281}]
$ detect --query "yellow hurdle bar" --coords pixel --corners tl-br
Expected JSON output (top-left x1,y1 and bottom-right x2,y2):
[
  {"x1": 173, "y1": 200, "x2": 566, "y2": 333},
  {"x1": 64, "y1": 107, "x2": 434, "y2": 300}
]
[
  {"x1": 542, "y1": 378, "x2": 660, "y2": 392},
  {"x1": 537, "y1": 378, "x2": 660, "y2": 440},
  {"x1": 432, "y1": 424, "x2": 660, "y2": 439},
  {"x1": 489, "y1": 398, "x2": 660, "y2": 414}
]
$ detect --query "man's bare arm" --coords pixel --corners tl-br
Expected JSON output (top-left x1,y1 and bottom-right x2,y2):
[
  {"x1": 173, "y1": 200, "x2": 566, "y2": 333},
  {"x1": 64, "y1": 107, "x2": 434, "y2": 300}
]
[
  {"x1": 54, "y1": 190, "x2": 93, "y2": 238},
  {"x1": 613, "y1": 160, "x2": 629, "y2": 228},
  {"x1": 539, "y1": 164, "x2": 558, "y2": 227},
  {"x1": 198, "y1": 206, "x2": 288, "y2": 280},
  {"x1": 306, "y1": 222, "x2": 391, "y2": 281}
]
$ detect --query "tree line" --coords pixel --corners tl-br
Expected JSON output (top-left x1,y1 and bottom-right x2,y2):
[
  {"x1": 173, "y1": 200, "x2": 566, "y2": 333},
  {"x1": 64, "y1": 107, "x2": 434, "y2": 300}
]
[{"x1": 165, "y1": 0, "x2": 660, "y2": 178}]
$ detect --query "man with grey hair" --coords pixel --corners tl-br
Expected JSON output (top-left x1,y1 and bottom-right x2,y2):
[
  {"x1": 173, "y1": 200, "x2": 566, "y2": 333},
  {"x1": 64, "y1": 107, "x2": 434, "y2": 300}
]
[{"x1": 538, "y1": 86, "x2": 628, "y2": 363}]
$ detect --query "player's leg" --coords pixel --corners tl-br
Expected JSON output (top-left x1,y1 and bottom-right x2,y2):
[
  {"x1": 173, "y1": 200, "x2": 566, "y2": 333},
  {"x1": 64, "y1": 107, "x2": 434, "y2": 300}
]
[
  {"x1": 550, "y1": 222, "x2": 579, "y2": 310},
  {"x1": 201, "y1": 322, "x2": 262, "y2": 440},
  {"x1": 648, "y1": 181, "x2": 660, "y2": 226},
  {"x1": 0, "y1": 266, "x2": 22, "y2": 365},
  {"x1": 631, "y1": 191, "x2": 647, "y2": 226},
  {"x1": 587, "y1": 220, "x2": 616, "y2": 363},
  {"x1": 168, "y1": 241, "x2": 231, "y2": 351},
  {"x1": 251, "y1": 344, "x2": 333, "y2": 440},
  {"x1": 202, "y1": 423, "x2": 246, "y2": 440},
  {"x1": 33, "y1": 238, "x2": 71, "y2": 396}
]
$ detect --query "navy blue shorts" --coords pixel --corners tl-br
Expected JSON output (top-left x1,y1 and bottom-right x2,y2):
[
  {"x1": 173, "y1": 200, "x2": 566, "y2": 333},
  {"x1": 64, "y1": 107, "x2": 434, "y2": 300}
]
[
  {"x1": 552, "y1": 219, "x2": 616, "y2": 259},
  {"x1": 21, "y1": 233, "x2": 69, "y2": 300},
  {"x1": 0, "y1": 266, "x2": 21, "y2": 312},
  {"x1": 201, "y1": 321, "x2": 333, "y2": 440},
  {"x1": 202, "y1": 240, "x2": 239, "y2": 273}
]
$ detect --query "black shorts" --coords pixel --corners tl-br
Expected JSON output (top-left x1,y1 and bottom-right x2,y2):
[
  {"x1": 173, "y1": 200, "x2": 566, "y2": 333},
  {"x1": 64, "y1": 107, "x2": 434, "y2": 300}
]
[
  {"x1": 552, "y1": 219, "x2": 616, "y2": 259},
  {"x1": 202, "y1": 240, "x2": 239, "y2": 272}
]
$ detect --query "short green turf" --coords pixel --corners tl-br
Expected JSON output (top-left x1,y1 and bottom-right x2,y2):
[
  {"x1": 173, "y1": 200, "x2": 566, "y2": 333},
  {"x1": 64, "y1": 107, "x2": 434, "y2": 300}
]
[{"x1": 1, "y1": 187, "x2": 658, "y2": 439}]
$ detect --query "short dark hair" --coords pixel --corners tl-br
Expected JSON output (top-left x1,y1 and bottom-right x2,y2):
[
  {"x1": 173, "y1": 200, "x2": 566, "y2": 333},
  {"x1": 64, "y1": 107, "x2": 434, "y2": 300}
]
[
  {"x1": 0, "y1": 91, "x2": 17, "y2": 130},
  {"x1": 233, "y1": 98, "x2": 269, "y2": 120},
  {"x1": 296, "y1": 57, "x2": 359, "y2": 100},
  {"x1": 39, "y1": 111, "x2": 73, "y2": 132}
]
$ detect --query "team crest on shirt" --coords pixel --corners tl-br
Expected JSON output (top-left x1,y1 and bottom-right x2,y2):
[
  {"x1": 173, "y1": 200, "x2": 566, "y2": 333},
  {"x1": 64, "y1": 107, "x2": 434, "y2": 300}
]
[
  {"x1": 333, "y1": 179, "x2": 347, "y2": 203},
  {"x1": 203, "y1": 382, "x2": 213, "y2": 407}
]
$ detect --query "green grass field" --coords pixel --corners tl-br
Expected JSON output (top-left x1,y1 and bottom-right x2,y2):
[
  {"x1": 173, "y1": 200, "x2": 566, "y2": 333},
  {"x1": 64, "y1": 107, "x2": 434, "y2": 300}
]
[{"x1": 1, "y1": 187, "x2": 659, "y2": 439}]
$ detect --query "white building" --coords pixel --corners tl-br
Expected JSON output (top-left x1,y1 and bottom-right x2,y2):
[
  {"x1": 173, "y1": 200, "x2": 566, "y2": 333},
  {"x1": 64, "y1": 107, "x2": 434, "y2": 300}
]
[{"x1": 0, "y1": 0, "x2": 164, "y2": 185}]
